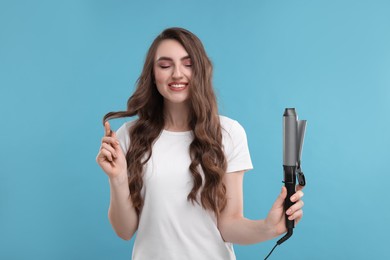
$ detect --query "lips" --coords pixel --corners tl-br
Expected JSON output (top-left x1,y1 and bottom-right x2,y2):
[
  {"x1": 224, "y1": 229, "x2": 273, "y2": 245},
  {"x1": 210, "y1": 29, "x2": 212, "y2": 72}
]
[{"x1": 168, "y1": 82, "x2": 188, "y2": 91}]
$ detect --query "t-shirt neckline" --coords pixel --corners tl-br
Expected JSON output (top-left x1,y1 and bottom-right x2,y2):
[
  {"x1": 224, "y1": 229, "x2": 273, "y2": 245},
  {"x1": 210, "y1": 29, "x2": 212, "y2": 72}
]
[{"x1": 162, "y1": 129, "x2": 193, "y2": 136}]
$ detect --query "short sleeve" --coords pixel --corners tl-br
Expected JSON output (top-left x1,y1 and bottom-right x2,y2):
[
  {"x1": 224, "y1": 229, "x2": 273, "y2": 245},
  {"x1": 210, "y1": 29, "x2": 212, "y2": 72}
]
[
  {"x1": 115, "y1": 121, "x2": 133, "y2": 155},
  {"x1": 221, "y1": 117, "x2": 253, "y2": 173}
]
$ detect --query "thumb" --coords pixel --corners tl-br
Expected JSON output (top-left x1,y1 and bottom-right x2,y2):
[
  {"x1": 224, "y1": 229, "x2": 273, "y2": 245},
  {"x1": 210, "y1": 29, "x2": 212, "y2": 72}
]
[
  {"x1": 271, "y1": 186, "x2": 287, "y2": 209},
  {"x1": 104, "y1": 121, "x2": 112, "y2": 137}
]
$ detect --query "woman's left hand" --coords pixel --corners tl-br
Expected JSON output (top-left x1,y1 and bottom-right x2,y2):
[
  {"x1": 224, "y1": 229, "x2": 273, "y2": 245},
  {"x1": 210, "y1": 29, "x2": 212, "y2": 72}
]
[{"x1": 264, "y1": 186, "x2": 304, "y2": 237}]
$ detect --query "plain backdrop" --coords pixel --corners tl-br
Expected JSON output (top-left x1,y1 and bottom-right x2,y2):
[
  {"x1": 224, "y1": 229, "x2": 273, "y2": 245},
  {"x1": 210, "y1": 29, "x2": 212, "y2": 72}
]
[{"x1": 1, "y1": 0, "x2": 389, "y2": 259}]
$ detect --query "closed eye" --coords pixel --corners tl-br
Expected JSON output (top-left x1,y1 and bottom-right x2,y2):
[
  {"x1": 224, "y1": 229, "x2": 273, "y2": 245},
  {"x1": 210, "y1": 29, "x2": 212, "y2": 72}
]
[
  {"x1": 159, "y1": 65, "x2": 171, "y2": 69},
  {"x1": 183, "y1": 58, "x2": 192, "y2": 68}
]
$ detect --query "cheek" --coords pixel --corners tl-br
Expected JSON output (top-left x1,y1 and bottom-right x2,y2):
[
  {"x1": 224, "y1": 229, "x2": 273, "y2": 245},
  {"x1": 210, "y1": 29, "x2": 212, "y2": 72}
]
[
  {"x1": 154, "y1": 69, "x2": 166, "y2": 85},
  {"x1": 185, "y1": 67, "x2": 193, "y2": 81},
  {"x1": 153, "y1": 71, "x2": 166, "y2": 95}
]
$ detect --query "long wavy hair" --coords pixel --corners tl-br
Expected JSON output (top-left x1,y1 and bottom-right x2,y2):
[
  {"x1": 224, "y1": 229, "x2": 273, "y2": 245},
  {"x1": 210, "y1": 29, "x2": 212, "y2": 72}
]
[{"x1": 103, "y1": 27, "x2": 227, "y2": 217}]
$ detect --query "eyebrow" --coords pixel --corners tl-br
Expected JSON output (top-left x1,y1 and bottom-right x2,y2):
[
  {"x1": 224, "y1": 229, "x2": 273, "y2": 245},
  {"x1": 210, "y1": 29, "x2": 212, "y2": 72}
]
[{"x1": 156, "y1": 55, "x2": 191, "y2": 62}]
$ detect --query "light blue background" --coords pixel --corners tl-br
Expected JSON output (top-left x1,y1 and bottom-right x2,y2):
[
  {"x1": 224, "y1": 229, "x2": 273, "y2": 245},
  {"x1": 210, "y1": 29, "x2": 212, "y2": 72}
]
[{"x1": 1, "y1": 0, "x2": 389, "y2": 259}]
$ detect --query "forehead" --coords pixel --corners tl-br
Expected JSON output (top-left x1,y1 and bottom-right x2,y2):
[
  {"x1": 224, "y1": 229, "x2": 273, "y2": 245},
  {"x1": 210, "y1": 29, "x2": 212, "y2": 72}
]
[{"x1": 155, "y1": 39, "x2": 189, "y2": 60}]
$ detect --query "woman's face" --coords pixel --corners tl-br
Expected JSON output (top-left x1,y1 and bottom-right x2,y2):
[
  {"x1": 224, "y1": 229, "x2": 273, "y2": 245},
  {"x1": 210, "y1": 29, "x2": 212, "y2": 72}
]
[{"x1": 153, "y1": 39, "x2": 192, "y2": 106}]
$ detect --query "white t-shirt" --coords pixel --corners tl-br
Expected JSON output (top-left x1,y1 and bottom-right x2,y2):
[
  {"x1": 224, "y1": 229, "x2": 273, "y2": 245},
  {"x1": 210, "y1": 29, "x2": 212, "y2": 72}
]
[{"x1": 116, "y1": 115, "x2": 253, "y2": 260}]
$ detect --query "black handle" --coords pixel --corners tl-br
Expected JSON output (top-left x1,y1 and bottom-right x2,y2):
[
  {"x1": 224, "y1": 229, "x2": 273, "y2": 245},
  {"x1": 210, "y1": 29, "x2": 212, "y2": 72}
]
[
  {"x1": 284, "y1": 182, "x2": 296, "y2": 229},
  {"x1": 283, "y1": 166, "x2": 296, "y2": 229}
]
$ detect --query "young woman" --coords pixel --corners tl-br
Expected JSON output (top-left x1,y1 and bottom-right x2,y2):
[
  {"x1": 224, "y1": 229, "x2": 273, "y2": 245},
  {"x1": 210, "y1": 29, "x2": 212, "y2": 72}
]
[{"x1": 96, "y1": 27, "x2": 304, "y2": 260}]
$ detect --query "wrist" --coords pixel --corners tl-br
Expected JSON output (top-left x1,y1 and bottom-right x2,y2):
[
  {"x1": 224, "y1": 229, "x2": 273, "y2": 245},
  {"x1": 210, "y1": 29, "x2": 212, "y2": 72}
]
[
  {"x1": 262, "y1": 219, "x2": 278, "y2": 240},
  {"x1": 109, "y1": 171, "x2": 128, "y2": 186}
]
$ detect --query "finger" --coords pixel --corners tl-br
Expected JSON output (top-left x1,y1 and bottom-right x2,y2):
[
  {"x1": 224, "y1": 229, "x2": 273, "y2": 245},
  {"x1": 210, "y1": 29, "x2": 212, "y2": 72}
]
[
  {"x1": 102, "y1": 136, "x2": 120, "y2": 147},
  {"x1": 111, "y1": 131, "x2": 120, "y2": 147},
  {"x1": 98, "y1": 148, "x2": 114, "y2": 162},
  {"x1": 290, "y1": 190, "x2": 304, "y2": 203},
  {"x1": 296, "y1": 185, "x2": 304, "y2": 191},
  {"x1": 101, "y1": 143, "x2": 118, "y2": 158},
  {"x1": 288, "y1": 209, "x2": 303, "y2": 221},
  {"x1": 287, "y1": 200, "x2": 304, "y2": 215},
  {"x1": 104, "y1": 121, "x2": 112, "y2": 137},
  {"x1": 295, "y1": 212, "x2": 303, "y2": 225}
]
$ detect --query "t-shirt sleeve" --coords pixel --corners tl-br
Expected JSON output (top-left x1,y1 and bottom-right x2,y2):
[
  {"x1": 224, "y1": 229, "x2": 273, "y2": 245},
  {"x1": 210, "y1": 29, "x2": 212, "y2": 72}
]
[
  {"x1": 223, "y1": 120, "x2": 253, "y2": 173},
  {"x1": 115, "y1": 122, "x2": 132, "y2": 155}
]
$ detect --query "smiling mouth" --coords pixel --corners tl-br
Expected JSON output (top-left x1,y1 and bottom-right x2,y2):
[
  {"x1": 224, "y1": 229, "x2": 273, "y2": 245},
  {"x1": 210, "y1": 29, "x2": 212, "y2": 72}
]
[{"x1": 168, "y1": 82, "x2": 188, "y2": 91}]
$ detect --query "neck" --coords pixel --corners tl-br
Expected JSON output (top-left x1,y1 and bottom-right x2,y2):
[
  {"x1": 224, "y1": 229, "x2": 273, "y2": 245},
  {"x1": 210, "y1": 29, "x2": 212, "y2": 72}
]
[{"x1": 163, "y1": 101, "x2": 191, "y2": 132}]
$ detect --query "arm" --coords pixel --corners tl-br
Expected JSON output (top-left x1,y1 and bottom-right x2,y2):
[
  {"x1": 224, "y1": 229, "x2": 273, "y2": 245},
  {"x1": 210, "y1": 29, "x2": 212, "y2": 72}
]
[
  {"x1": 96, "y1": 122, "x2": 138, "y2": 240},
  {"x1": 108, "y1": 172, "x2": 138, "y2": 240},
  {"x1": 217, "y1": 171, "x2": 304, "y2": 245}
]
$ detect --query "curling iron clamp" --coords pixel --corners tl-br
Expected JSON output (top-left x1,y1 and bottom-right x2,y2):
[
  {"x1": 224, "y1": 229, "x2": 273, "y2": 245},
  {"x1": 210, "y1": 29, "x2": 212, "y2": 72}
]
[{"x1": 264, "y1": 108, "x2": 307, "y2": 259}]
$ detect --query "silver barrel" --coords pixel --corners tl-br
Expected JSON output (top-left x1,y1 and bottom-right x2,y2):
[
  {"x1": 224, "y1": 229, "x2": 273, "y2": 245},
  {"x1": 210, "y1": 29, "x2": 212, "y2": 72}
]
[{"x1": 283, "y1": 108, "x2": 298, "y2": 166}]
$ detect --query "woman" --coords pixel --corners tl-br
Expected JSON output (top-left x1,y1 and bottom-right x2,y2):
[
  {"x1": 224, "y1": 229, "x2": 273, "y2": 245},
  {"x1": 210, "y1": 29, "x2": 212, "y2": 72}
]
[{"x1": 96, "y1": 27, "x2": 304, "y2": 260}]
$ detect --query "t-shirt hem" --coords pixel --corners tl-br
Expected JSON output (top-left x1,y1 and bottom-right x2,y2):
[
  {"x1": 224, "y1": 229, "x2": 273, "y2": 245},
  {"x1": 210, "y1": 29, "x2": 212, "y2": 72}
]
[{"x1": 226, "y1": 164, "x2": 253, "y2": 174}]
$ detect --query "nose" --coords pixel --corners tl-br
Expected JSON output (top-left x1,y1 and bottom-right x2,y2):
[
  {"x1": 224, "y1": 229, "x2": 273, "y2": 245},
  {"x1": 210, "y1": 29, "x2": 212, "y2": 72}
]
[{"x1": 172, "y1": 66, "x2": 183, "y2": 79}]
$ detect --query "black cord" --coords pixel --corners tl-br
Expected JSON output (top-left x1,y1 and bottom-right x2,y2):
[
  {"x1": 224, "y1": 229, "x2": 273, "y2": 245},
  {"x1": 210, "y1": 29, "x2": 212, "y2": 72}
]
[
  {"x1": 264, "y1": 243, "x2": 278, "y2": 260},
  {"x1": 263, "y1": 229, "x2": 293, "y2": 259}
]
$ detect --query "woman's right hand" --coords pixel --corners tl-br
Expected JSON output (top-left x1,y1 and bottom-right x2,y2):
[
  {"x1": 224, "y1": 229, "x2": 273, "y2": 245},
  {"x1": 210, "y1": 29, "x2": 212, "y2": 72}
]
[{"x1": 96, "y1": 121, "x2": 127, "y2": 179}]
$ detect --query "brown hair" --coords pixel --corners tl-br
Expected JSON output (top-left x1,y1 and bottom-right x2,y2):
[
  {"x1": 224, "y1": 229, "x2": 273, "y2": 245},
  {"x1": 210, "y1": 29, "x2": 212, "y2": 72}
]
[{"x1": 103, "y1": 27, "x2": 227, "y2": 217}]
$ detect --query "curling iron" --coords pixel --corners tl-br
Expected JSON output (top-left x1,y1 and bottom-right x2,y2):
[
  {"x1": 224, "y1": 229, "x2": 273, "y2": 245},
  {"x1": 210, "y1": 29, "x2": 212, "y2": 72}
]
[{"x1": 264, "y1": 108, "x2": 307, "y2": 259}]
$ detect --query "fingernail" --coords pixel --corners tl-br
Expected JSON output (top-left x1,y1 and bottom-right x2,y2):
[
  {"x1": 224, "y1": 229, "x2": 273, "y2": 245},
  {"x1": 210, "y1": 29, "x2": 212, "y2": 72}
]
[
  {"x1": 291, "y1": 196, "x2": 296, "y2": 202},
  {"x1": 287, "y1": 209, "x2": 292, "y2": 215}
]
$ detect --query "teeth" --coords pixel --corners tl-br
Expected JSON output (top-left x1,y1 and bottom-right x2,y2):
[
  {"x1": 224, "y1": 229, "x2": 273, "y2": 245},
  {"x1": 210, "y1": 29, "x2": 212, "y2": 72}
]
[{"x1": 170, "y1": 84, "x2": 186, "y2": 88}]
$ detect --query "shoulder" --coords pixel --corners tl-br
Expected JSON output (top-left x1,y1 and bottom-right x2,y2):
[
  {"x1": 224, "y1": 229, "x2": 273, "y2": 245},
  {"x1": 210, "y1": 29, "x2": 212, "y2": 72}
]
[
  {"x1": 117, "y1": 120, "x2": 136, "y2": 134},
  {"x1": 219, "y1": 115, "x2": 248, "y2": 151},
  {"x1": 219, "y1": 115, "x2": 246, "y2": 137}
]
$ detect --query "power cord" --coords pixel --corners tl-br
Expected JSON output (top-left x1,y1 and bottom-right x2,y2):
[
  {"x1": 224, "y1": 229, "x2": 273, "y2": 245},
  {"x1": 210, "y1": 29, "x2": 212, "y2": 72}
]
[
  {"x1": 264, "y1": 243, "x2": 278, "y2": 260},
  {"x1": 264, "y1": 229, "x2": 293, "y2": 259}
]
